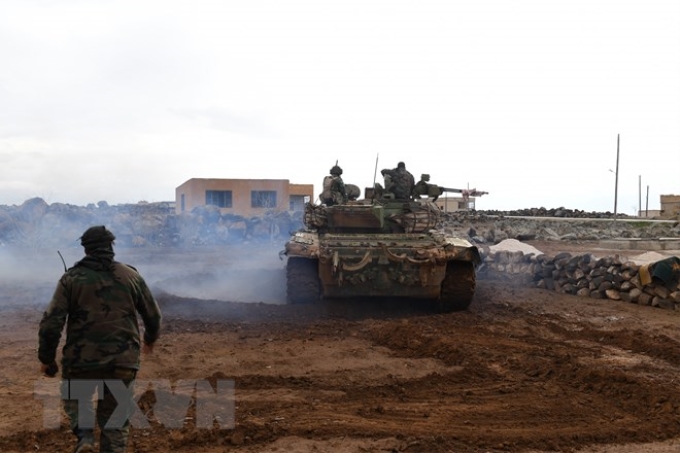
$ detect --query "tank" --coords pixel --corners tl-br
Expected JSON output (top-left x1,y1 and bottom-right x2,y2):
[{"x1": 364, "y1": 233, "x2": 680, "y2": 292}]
[{"x1": 281, "y1": 189, "x2": 481, "y2": 312}]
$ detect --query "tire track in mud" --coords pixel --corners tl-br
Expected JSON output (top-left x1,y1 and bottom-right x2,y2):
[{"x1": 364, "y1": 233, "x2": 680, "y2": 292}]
[
  {"x1": 149, "y1": 298, "x2": 680, "y2": 452},
  {"x1": 4, "y1": 278, "x2": 680, "y2": 452}
]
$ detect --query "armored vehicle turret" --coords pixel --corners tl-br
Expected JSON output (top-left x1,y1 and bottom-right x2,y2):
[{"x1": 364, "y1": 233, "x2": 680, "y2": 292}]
[{"x1": 281, "y1": 186, "x2": 481, "y2": 312}]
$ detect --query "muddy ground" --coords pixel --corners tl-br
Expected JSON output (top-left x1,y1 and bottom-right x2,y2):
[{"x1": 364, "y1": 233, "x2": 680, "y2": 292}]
[{"x1": 1, "y1": 240, "x2": 680, "y2": 453}]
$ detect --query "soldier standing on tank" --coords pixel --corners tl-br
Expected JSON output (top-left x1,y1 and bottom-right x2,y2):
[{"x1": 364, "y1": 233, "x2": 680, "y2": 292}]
[
  {"x1": 38, "y1": 226, "x2": 162, "y2": 453},
  {"x1": 320, "y1": 165, "x2": 348, "y2": 206},
  {"x1": 381, "y1": 161, "x2": 415, "y2": 200}
]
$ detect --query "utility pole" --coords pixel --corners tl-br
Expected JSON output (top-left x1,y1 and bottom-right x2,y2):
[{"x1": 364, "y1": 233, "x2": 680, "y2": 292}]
[
  {"x1": 646, "y1": 185, "x2": 649, "y2": 217},
  {"x1": 614, "y1": 134, "x2": 620, "y2": 221},
  {"x1": 638, "y1": 175, "x2": 641, "y2": 217}
]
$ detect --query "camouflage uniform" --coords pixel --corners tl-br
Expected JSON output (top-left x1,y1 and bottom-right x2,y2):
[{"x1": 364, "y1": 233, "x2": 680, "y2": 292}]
[
  {"x1": 412, "y1": 174, "x2": 431, "y2": 199},
  {"x1": 381, "y1": 162, "x2": 415, "y2": 200},
  {"x1": 39, "y1": 226, "x2": 162, "y2": 453},
  {"x1": 320, "y1": 165, "x2": 348, "y2": 206}
]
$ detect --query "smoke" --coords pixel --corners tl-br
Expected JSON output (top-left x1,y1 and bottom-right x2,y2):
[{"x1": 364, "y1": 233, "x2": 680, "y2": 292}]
[
  {"x1": 0, "y1": 241, "x2": 288, "y2": 313},
  {"x1": 153, "y1": 268, "x2": 286, "y2": 304},
  {"x1": 0, "y1": 198, "x2": 297, "y2": 317},
  {"x1": 116, "y1": 243, "x2": 288, "y2": 305},
  {"x1": 0, "y1": 245, "x2": 76, "y2": 309}
]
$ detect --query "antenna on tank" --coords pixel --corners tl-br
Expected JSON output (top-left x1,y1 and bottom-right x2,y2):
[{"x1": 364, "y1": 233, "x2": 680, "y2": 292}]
[{"x1": 372, "y1": 153, "x2": 379, "y2": 201}]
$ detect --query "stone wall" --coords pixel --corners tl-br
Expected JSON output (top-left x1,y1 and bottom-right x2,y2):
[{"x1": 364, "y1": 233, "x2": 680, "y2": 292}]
[{"x1": 479, "y1": 249, "x2": 680, "y2": 310}]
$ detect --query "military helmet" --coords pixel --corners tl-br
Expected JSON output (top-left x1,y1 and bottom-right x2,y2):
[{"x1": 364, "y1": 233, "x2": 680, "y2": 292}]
[
  {"x1": 80, "y1": 225, "x2": 116, "y2": 249},
  {"x1": 420, "y1": 174, "x2": 430, "y2": 181},
  {"x1": 330, "y1": 165, "x2": 343, "y2": 176}
]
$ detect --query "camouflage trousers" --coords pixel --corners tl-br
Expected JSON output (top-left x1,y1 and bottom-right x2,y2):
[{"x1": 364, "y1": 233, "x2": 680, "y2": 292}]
[{"x1": 62, "y1": 368, "x2": 137, "y2": 453}]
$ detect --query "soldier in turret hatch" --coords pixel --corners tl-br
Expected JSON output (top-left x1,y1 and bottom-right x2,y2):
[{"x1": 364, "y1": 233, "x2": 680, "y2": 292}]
[
  {"x1": 319, "y1": 165, "x2": 348, "y2": 206},
  {"x1": 381, "y1": 161, "x2": 415, "y2": 200},
  {"x1": 412, "y1": 174, "x2": 432, "y2": 199},
  {"x1": 411, "y1": 173, "x2": 449, "y2": 201}
]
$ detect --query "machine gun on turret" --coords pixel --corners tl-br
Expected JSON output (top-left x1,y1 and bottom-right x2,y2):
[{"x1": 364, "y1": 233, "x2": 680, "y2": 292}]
[
  {"x1": 436, "y1": 187, "x2": 489, "y2": 202},
  {"x1": 411, "y1": 174, "x2": 488, "y2": 202}
]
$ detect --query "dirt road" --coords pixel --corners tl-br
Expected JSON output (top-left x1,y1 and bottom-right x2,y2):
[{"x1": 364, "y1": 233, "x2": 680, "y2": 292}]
[{"x1": 1, "y1": 243, "x2": 680, "y2": 452}]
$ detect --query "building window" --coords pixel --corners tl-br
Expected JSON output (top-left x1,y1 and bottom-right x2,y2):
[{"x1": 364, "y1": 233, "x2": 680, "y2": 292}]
[
  {"x1": 289, "y1": 195, "x2": 307, "y2": 211},
  {"x1": 206, "y1": 190, "x2": 232, "y2": 208},
  {"x1": 181, "y1": 194, "x2": 185, "y2": 212},
  {"x1": 251, "y1": 190, "x2": 277, "y2": 208}
]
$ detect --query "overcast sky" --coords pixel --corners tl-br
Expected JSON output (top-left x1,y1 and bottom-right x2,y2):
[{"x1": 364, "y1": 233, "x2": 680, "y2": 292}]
[{"x1": 1, "y1": 0, "x2": 678, "y2": 213}]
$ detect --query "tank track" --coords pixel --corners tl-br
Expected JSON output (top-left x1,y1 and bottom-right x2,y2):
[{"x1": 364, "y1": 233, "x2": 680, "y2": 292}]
[
  {"x1": 286, "y1": 257, "x2": 321, "y2": 304},
  {"x1": 438, "y1": 261, "x2": 476, "y2": 312}
]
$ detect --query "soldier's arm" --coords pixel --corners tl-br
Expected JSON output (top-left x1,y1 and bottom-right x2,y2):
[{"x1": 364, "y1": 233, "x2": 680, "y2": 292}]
[
  {"x1": 38, "y1": 277, "x2": 70, "y2": 365},
  {"x1": 337, "y1": 179, "x2": 347, "y2": 197},
  {"x1": 134, "y1": 277, "x2": 162, "y2": 346}
]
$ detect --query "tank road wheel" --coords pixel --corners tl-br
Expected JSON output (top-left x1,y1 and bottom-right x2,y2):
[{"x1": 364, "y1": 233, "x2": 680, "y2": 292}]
[
  {"x1": 438, "y1": 261, "x2": 476, "y2": 312},
  {"x1": 286, "y1": 257, "x2": 321, "y2": 304}
]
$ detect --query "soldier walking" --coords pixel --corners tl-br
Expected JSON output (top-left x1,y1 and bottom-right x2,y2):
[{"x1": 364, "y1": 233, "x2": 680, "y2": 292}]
[{"x1": 38, "y1": 226, "x2": 162, "y2": 453}]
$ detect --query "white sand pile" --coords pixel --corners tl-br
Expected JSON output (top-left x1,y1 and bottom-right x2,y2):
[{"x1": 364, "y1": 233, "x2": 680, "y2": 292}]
[
  {"x1": 628, "y1": 251, "x2": 674, "y2": 265},
  {"x1": 488, "y1": 239, "x2": 544, "y2": 256},
  {"x1": 486, "y1": 239, "x2": 679, "y2": 265}
]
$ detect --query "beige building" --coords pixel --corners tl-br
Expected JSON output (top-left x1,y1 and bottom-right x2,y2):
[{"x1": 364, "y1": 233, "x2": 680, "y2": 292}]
[
  {"x1": 638, "y1": 209, "x2": 662, "y2": 218},
  {"x1": 175, "y1": 178, "x2": 313, "y2": 216},
  {"x1": 660, "y1": 194, "x2": 680, "y2": 219},
  {"x1": 435, "y1": 195, "x2": 479, "y2": 212}
]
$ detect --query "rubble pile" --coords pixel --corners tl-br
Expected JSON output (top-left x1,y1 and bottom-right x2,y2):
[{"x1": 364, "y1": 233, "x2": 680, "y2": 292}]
[
  {"x1": 480, "y1": 247, "x2": 680, "y2": 310},
  {"x1": 0, "y1": 198, "x2": 304, "y2": 248},
  {"x1": 442, "y1": 211, "x2": 680, "y2": 244},
  {"x1": 0, "y1": 198, "x2": 678, "y2": 250},
  {"x1": 477, "y1": 207, "x2": 629, "y2": 219}
]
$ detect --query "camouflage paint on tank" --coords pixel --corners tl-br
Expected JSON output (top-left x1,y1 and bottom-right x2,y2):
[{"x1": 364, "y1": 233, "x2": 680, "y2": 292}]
[{"x1": 284, "y1": 197, "x2": 480, "y2": 308}]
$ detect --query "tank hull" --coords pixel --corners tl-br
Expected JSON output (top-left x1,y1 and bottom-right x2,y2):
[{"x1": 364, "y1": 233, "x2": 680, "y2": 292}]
[{"x1": 284, "y1": 229, "x2": 480, "y2": 307}]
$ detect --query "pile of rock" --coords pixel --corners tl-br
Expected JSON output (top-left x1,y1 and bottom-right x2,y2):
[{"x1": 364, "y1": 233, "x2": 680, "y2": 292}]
[
  {"x1": 480, "y1": 246, "x2": 680, "y2": 310},
  {"x1": 477, "y1": 206, "x2": 628, "y2": 219},
  {"x1": 1, "y1": 197, "x2": 678, "y2": 250},
  {"x1": 442, "y1": 212, "x2": 680, "y2": 244},
  {"x1": 0, "y1": 197, "x2": 304, "y2": 248}
]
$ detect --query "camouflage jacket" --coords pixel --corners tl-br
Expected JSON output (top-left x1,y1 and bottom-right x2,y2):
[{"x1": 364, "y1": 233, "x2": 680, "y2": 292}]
[
  {"x1": 38, "y1": 254, "x2": 162, "y2": 372},
  {"x1": 382, "y1": 168, "x2": 415, "y2": 200},
  {"x1": 320, "y1": 175, "x2": 347, "y2": 206}
]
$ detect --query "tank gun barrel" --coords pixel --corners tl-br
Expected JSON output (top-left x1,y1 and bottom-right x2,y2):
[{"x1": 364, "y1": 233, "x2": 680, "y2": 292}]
[
  {"x1": 438, "y1": 187, "x2": 489, "y2": 198},
  {"x1": 438, "y1": 187, "x2": 463, "y2": 194}
]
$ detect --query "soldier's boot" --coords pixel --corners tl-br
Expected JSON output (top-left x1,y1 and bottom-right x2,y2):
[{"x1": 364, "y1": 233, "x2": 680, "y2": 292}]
[
  {"x1": 100, "y1": 428, "x2": 130, "y2": 453},
  {"x1": 73, "y1": 430, "x2": 95, "y2": 453}
]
